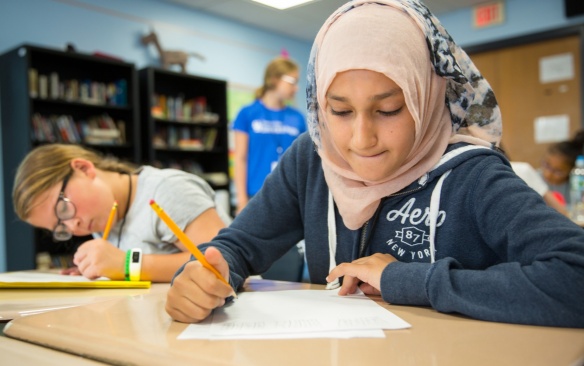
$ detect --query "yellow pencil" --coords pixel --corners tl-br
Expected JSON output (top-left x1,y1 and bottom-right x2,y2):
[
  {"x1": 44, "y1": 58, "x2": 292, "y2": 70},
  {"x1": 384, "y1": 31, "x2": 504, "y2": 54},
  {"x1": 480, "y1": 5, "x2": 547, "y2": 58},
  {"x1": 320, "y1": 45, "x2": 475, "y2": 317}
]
[
  {"x1": 102, "y1": 201, "x2": 118, "y2": 241},
  {"x1": 149, "y1": 199, "x2": 236, "y2": 297}
]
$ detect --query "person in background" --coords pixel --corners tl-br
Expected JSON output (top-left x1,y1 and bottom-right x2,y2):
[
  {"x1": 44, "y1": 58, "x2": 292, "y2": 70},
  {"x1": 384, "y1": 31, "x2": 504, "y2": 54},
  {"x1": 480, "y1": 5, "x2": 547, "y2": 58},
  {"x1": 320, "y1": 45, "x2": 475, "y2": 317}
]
[
  {"x1": 500, "y1": 143, "x2": 568, "y2": 216},
  {"x1": 540, "y1": 130, "x2": 584, "y2": 205},
  {"x1": 233, "y1": 56, "x2": 307, "y2": 215},
  {"x1": 13, "y1": 144, "x2": 231, "y2": 282},
  {"x1": 166, "y1": 0, "x2": 584, "y2": 328}
]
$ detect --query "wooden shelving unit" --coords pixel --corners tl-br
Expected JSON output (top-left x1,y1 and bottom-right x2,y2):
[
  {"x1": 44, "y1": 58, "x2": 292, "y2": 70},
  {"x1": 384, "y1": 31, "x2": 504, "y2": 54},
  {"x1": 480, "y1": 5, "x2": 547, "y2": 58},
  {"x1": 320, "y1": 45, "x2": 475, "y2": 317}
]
[
  {"x1": 0, "y1": 44, "x2": 140, "y2": 270},
  {"x1": 139, "y1": 67, "x2": 230, "y2": 192}
]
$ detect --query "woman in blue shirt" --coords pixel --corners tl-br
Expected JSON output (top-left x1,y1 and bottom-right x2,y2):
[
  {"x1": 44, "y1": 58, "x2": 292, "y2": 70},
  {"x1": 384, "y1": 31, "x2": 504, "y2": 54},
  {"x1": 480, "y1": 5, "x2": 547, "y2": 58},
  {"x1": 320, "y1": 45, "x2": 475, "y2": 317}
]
[{"x1": 232, "y1": 57, "x2": 306, "y2": 215}]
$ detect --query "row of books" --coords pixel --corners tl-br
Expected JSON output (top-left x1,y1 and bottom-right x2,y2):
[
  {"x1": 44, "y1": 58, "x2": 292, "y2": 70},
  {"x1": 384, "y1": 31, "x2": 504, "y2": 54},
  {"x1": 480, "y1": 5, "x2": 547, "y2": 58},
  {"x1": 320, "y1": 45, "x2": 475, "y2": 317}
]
[
  {"x1": 151, "y1": 94, "x2": 219, "y2": 124},
  {"x1": 152, "y1": 125, "x2": 218, "y2": 150},
  {"x1": 32, "y1": 113, "x2": 126, "y2": 145},
  {"x1": 28, "y1": 68, "x2": 128, "y2": 106}
]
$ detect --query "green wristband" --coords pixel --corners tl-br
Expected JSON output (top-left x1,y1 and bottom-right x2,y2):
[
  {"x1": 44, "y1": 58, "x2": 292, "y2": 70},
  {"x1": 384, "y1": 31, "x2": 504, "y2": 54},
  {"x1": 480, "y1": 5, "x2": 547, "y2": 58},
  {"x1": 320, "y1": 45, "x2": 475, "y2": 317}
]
[{"x1": 125, "y1": 249, "x2": 131, "y2": 281}]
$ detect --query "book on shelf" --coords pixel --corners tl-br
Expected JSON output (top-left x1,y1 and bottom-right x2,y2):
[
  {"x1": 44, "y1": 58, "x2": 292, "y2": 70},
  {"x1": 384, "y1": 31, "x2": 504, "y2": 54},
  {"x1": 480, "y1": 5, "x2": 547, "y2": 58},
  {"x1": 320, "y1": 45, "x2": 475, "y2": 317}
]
[
  {"x1": 64, "y1": 80, "x2": 80, "y2": 102},
  {"x1": 86, "y1": 127, "x2": 120, "y2": 138},
  {"x1": 32, "y1": 114, "x2": 57, "y2": 142},
  {"x1": 118, "y1": 120, "x2": 126, "y2": 143},
  {"x1": 166, "y1": 96, "x2": 175, "y2": 120},
  {"x1": 154, "y1": 124, "x2": 218, "y2": 150},
  {"x1": 26, "y1": 69, "x2": 128, "y2": 107},
  {"x1": 196, "y1": 112, "x2": 220, "y2": 124},
  {"x1": 201, "y1": 172, "x2": 229, "y2": 186},
  {"x1": 151, "y1": 94, "x2": 219, "y2": 124},
  {"x1": 177, "y1": 139, "x2": 204, "y2": 150},
  {"x1": 82, "y1": 115, "x2": 124, "y2": 145},
  {"x1": 38, "y1": 75, "x2": 48, "y2": 99},
  {"x1": 174, "y1": 94, "x2": 184, "y2": 121},
  {"x1": 204, "y1": 128, "x2": 218, "y2": 149},
  {"x1": 182, "y1": 101, "x2": 192, "y2": 122},
  {"x1": 55, "y1": 116, "x2": 71, "y2": 142},
  {"x1": 32, "y1": 113, "x2": 126, "y2": 145},
  {"x1": 114, "y1": 79, "x2": 127, "y2": 106},
  {"x1": 31, "y1": 113, "x2": 45, "y2": 141},
  {"x1": 157, "y1": 95, "x2": 167, "y2": 118},
  {"x1": 88, "y1": 82, "x2": 103, "y2": 104},
  {"x1": 69, "y1": 116, "x2": 82, "y2": 142},
  {"x1": 28, "y1": 68, "x2": 38, "y2": 98},
  {"x1": 167, "y1": 125, "x2": 178, "y2": 147},
  {"x1": 49, "y1": 72, "x2": 59, "y2": 99},
  {"x1": 80, "y1": 79, "x2": 90, "y2": 101}
]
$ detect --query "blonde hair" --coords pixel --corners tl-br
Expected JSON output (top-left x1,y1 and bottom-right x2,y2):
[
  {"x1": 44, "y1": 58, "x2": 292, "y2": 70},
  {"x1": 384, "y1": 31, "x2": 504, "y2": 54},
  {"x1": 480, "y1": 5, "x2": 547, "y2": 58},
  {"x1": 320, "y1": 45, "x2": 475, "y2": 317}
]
[
  {"x1": 13, "y1": 144, "x2": 136, "y2": 220},
  {"x1": 255, "y1": 57, "x2": 299, "y2": 99}
]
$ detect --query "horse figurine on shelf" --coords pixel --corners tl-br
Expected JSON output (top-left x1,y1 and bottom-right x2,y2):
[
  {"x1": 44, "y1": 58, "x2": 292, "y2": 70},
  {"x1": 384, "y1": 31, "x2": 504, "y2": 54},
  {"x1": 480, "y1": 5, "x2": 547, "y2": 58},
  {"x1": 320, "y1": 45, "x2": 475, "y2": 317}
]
[{"x1": 141, "y1": 30, "x2": 205, "y2": 73}]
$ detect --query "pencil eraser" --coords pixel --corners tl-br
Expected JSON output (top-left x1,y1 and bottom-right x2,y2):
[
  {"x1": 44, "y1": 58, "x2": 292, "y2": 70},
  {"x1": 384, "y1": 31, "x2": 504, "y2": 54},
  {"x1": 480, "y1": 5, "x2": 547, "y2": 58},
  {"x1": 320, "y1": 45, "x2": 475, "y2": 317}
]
[{"x1": 149, "y1": 199, "x2": 155, "y2": 205}]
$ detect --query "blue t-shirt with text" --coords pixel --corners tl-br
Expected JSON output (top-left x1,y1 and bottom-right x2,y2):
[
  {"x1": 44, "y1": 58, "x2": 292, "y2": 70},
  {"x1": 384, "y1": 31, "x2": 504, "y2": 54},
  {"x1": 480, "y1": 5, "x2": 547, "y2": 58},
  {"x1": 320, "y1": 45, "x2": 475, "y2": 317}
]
[{"x1": 232, "y1": 99, "x2": 306, "y2": 196}]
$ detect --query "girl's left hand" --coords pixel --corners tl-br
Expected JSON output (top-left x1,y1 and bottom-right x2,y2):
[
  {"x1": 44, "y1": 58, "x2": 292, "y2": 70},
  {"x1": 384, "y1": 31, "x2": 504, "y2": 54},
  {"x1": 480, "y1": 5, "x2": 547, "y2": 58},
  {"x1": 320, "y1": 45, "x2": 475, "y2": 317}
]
[{"x1": 326, "y1": 253, "x2": 397, "y2": 296}]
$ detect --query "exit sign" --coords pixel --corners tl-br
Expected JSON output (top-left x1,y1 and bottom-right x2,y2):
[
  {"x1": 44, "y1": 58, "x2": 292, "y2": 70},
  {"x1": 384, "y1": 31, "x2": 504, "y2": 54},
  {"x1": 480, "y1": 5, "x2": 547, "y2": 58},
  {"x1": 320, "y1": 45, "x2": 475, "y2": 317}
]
[{"x1": 473, "y1": 1, "x2": 505, "y2": 28}]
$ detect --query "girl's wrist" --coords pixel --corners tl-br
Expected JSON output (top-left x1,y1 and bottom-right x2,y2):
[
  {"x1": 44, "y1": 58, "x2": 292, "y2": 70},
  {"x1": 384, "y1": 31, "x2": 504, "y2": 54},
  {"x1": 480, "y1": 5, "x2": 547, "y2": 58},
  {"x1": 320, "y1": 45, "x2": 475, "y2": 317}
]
[{"x1": 125, "y1": 249, "x2": 142, "y2": 281}]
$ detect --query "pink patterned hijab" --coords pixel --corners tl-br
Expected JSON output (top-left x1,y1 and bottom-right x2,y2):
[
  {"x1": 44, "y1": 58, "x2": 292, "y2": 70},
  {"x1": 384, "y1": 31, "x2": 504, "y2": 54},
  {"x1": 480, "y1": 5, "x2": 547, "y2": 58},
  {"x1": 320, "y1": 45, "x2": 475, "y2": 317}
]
[{"x1": 306, "y1": 0, "x2": 502, "y2": 230}]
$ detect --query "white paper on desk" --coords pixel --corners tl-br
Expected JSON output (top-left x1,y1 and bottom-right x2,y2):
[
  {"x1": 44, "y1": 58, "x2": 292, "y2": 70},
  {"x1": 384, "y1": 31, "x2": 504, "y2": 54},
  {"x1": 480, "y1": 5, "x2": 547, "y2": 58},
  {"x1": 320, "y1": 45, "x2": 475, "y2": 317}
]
[
  {"x1": 178, "y1": 289, "x2": 410, "y2": 340},
  {"x1": 0, "y1": 272, "x2": 109, "y2": 282}
]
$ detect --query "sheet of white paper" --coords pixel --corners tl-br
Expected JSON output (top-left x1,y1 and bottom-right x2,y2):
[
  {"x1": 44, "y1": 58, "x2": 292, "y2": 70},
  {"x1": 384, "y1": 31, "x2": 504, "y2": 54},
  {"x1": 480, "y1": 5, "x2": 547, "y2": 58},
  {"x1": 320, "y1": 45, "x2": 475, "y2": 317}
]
[
  {"x1": 179, "y1": 318, "x2": 385, "y2": 340},
  {"x1": 0, "y1": 272, "x2": 109, "y2": 282},
  {"x1": 178, "y1": 289, "x2": 410, "y2": 340},
  {"x1": 534, "y1": 115, "x2": 570, "y2": 143},
  {"x1": 539, "y1": 53, "x2": 574, "y2": 84}
]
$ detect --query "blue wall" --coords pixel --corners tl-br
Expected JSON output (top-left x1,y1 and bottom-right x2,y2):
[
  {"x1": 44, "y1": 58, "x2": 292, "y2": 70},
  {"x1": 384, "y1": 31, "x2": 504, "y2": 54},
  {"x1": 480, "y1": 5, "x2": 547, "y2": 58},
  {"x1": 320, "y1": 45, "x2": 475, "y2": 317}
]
[{"x1": 0, "y1": 0, "x2": 582, "y2": 272}]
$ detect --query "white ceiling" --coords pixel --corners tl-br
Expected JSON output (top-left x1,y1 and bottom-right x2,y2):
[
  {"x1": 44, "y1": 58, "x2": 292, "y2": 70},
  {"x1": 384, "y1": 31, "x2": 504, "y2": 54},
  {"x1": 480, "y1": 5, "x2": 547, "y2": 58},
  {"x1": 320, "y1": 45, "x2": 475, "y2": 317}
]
[{"x1": 162, "y1": 0, "x2": 488, "y2": 41}]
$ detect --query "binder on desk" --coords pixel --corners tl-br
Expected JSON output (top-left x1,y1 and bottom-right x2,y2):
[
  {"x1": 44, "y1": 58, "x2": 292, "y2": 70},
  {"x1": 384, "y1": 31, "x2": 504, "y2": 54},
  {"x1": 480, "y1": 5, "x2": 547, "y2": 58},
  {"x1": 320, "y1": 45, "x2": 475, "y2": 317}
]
[{"x1": 0, "y1": 271, "x2": 150, "y2": 289}]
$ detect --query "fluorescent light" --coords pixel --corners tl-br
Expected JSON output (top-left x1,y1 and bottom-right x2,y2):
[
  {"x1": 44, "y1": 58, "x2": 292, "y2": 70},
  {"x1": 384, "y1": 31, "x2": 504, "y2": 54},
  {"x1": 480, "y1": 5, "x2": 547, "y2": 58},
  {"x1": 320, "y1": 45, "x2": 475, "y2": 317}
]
[{"x1": 251, "y1": 0, "x2": 315, "y2": 10}]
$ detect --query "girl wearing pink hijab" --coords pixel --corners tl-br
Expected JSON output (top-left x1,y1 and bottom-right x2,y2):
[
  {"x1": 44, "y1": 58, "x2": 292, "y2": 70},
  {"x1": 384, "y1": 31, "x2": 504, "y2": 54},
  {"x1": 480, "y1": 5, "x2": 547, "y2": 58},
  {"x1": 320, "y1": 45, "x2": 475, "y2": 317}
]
[{"x1": 166, "y1": 0, "x2": 584, "y2": 328}]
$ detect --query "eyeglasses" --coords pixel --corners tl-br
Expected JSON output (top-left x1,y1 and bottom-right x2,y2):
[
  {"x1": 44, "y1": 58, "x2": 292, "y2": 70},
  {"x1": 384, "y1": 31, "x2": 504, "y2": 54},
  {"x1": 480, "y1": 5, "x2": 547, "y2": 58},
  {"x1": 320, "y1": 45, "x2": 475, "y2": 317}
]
[
  {"x1": 541, "y1": 160, "x2": 570, "y2": 179},
  {"x1": 53, "y1": 174, "x2": 76, "y2": 241},
  {"x1": 281, "y1": 75, "x2": 298, "y2": 85}
]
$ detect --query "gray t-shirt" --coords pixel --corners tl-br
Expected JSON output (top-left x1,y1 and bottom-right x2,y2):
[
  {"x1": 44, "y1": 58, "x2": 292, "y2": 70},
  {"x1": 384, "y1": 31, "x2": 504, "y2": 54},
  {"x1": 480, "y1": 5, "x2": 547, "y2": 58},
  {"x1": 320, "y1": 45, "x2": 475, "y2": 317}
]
[{"x1": 105, "y1": 166, "x2": 232, "y2": 253}]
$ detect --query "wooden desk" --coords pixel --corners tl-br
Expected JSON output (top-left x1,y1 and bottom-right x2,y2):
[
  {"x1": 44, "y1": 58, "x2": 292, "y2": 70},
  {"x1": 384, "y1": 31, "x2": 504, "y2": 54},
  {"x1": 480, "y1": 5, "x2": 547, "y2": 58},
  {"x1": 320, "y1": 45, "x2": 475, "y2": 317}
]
[
  {"x1": 0, "y1": 277, "x2": 167, "y2": 366},
  {"x1": 3, "y1": 279, "x2": 584, "y2": 366},
  {"x1": 0, "y1": 335, "x2": 107, "y2": 365}
]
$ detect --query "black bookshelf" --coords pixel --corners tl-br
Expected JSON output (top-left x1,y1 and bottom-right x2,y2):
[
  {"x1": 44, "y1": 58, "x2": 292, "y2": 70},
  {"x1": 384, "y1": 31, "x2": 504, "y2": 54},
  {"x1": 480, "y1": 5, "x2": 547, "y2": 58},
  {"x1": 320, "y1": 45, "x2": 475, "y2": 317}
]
[
  {"x1": 0, "y1": 44, "x2": 140, "y2": 270},
  {"x1": 139, "y1": 67, "x2": 230, "y2": 193}
]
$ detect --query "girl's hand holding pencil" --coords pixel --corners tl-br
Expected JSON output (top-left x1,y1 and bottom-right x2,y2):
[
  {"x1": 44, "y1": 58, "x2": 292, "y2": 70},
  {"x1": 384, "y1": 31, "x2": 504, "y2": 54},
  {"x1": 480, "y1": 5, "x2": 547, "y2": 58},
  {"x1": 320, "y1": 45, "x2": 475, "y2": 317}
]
[
  {"x1": 166, "y1": 247, "x2": 235, "y2": 323},
  {"x1": 150, "y1": 199, "x2": 237, "y2": 323}
]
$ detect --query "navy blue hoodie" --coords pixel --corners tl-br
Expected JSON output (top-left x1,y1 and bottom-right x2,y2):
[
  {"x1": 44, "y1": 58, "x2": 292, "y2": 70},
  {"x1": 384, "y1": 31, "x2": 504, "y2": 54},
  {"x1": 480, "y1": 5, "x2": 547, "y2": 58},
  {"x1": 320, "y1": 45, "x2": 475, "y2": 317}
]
[{"x1": 190, "y1": 133, "x2": 584, "y2": 328}]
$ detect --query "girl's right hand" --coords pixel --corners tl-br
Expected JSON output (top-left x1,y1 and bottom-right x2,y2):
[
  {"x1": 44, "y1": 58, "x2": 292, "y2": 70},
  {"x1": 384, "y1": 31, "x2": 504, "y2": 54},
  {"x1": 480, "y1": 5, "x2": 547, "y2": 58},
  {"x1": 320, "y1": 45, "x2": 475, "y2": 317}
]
[
  {"x1": 73, "y1": 239, "x2": 125, "y2": 280},
  {"x1": 165, "y1": 247, "x2": 233, "y2": 323}
]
